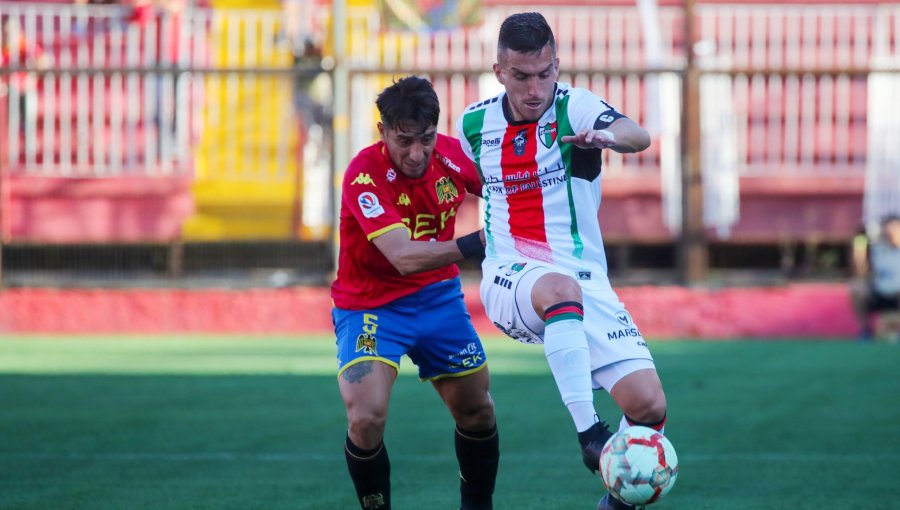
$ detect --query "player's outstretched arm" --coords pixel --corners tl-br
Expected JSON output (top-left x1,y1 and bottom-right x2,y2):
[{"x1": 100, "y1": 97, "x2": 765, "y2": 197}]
[
  {"x1": 371, "y1": 227, "x2": 484, "y2": 276},
  {"x1": 560, "y1": 117, "x2": 650, "y2": 154}
]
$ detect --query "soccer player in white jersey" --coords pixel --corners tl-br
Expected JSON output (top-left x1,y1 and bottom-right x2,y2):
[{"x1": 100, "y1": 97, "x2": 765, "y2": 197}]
[{"x1": 456, "y1": 12, "x2": 668, "y2": 510}]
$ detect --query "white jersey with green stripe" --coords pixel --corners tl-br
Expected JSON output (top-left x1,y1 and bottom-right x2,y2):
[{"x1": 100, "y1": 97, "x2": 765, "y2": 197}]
[{"x1": 456, "y1": 83, "x2": 623, "y2": 277}]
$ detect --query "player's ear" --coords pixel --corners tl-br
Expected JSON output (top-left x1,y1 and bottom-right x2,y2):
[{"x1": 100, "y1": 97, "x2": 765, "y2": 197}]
[
  {"x1": 493, "y1": 63, "x2": 503, "y2": 84},
  {"x1": 377, "y1": 122, "x2": 386, "y2": 139}
]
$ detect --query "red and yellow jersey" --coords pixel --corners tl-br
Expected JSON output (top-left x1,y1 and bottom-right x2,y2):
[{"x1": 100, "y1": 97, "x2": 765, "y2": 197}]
[{"x1": 331, "y1": 134, "x2": 482, "y2": 309}]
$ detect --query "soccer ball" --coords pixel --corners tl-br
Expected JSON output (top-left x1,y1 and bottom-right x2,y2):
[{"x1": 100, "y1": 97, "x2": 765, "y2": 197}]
[{"x1": 598, "y1": 426, "x2": 678, "y2": 506}]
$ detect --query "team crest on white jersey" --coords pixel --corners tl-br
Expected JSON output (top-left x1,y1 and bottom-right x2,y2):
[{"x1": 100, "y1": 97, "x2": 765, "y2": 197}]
[
  {"x1": 539, "y1": 121, "x2": 558, "y2": 148},
  {"x1": 504, "y1": 262, "x2": 527, "y2": 276},
  {"x1": 513, "y1": 129, "x2": 528, "y2": 156}
]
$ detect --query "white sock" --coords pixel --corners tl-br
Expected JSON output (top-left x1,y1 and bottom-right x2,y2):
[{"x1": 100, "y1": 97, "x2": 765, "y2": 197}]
[{"x1": 544, "y1": 319, "x2": 596, "y2": 432}]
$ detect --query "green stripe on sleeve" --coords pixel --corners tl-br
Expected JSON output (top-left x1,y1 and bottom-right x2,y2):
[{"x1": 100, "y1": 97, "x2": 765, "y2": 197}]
[
  {"x1": 462, "y1": 108, "x2": 495, "y2": 257},
  {"x1": 554, "y1": 95, "x2": 584, "y2": 260}
]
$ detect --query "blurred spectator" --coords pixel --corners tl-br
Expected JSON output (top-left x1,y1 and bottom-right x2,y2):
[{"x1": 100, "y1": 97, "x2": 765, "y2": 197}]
[
  {"x1": 280, "y1": 0, "x2": 333, "y2": 238},
  {"x1": 121, "y1": 0, "x2": 190, "y2": 162},
  {"x1": 279, "y1": 0, "x2": 330, "y2": 133},
  {"x1": 1, "y1": 17, "x2": 46, "y2": 136},
  {"x1": 850, "y1": 214, "x2": 900, "y2": 340}
]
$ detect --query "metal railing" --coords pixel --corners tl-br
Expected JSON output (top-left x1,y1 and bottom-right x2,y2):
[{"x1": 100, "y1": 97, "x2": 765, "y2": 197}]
[{"x1": 0, "y1": 1, "x2": 898, "y2": 284}]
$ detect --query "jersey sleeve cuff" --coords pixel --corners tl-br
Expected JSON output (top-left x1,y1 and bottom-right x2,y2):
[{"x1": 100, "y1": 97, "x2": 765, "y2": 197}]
[{"x1": 367, "y1": 223, "x2": 408, "y2": 241}]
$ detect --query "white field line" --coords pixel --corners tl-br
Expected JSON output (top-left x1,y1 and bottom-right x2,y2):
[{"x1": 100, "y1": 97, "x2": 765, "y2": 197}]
[{"x1": 2, "y1": 451, "x2": 898, "y2": 463}]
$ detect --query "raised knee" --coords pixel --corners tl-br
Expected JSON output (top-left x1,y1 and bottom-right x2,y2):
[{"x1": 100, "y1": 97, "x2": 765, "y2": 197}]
[
  {"x1": 534, "y1": 273, "x2": 582, "y2": 316},
  {"x1": 627, "y1": 393, "x2": 667, "y2": 425}
]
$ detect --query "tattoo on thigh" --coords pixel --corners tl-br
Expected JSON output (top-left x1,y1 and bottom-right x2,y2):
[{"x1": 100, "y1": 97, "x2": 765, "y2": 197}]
[{"x1": 341, "y1": 361, "x2": 373, "y2": 383}]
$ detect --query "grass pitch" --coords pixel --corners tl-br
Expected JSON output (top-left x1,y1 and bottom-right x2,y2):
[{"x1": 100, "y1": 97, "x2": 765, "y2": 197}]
[{"x1": 1, "y1": 336, "x2": 898, "y2": 509}]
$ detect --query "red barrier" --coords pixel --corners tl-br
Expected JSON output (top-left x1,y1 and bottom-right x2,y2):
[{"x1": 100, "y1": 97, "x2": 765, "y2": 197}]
[
  {"x1": 0, "y1": 283, "x2": 858, "y2": 339},
  {"x1": 8, "y1": 176, "x2": 193, "y2": 242}
]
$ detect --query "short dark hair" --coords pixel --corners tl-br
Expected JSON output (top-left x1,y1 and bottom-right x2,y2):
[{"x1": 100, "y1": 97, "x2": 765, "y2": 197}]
[
  {"x1": 375, "y1": 76, "x2": 440, "y2": 131},
  {"x1": 498, "y1": 12, "x2": 556, "y2": 56},
  {"x1": 883, "y1": 214, "x2": 900, "y2": 225}
]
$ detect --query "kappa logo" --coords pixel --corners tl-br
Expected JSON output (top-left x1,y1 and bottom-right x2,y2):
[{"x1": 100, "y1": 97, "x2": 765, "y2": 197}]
[
  {"x1": 615, "y1": 311, "x2": 632, "y2": 326},
  {"x1": 357, "y1": 192, "x2": 385, "y2": 218},
  {"x1": 513, "y1": 129, "x2": 528, "y2": 156},
  {"x1": 539, "y1": 121, "x2": 558, "y2": 149},
  {"x1": 435, "y1": 177, "x2": 459, "y2": 204},
  {"x1": 396, "y1": 193, "x2": 411, "y2": 206},
  {"x1": 352, "y1": 173, "x2": 376, "y2": 186}
]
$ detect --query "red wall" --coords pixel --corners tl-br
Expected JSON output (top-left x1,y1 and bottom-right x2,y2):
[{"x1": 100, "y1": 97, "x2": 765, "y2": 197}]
[
  {"x1": 0, "y1": 283, "x2": 859, "y2": 339},
  {"x1": 4, "y1": 176, "x2": 193, "y2": 242}
]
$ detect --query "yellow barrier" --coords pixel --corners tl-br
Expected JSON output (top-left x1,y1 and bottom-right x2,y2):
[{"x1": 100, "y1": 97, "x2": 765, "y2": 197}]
[{"x1": 182, "y1": 0, "x2": 302, "y2": 240}]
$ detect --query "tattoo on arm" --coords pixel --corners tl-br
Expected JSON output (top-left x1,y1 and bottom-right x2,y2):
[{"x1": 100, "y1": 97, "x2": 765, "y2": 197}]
[{"x1": 341, "y1": 361, "x2": 373, "y2": 383}]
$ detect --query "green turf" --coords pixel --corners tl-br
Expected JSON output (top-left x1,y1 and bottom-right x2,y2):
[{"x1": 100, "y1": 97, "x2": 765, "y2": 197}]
[{"x1": 1, "y1": 336, "x2": 898, "y2": 509}]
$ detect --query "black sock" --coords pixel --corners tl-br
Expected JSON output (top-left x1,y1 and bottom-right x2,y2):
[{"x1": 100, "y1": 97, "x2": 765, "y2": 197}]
[
  {"x1": 345, "y1": 435, "x2": 390, "y2": 509},
  {"x1": 455, "y1": 425, "x2": 499, "y2": 510}
]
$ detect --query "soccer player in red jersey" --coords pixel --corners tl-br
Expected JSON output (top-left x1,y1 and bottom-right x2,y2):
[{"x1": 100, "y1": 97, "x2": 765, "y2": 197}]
[{"x1": 331, "y1": 76, "x2": 498, "y2": 510}]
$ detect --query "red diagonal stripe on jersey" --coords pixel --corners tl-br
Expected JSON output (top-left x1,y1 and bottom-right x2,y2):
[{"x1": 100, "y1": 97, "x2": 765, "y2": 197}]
[{"x1": 501, "y1": 124, "x2": 547, "y2": 255}]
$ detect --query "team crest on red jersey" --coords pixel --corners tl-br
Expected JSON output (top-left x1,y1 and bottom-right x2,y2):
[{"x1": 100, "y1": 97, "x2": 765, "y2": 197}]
[
  {"x1": 435, "y1": 177, "x2": 459, "y2": 204},
  {"x1": 539, "y1": 121, "x2": 558, "y2": 148}
]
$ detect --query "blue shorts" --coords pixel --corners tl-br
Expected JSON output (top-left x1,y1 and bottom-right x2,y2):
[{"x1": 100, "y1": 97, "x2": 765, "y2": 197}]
[{"x1": 333, "y1": 277, "x2": 487, "y2": 380}]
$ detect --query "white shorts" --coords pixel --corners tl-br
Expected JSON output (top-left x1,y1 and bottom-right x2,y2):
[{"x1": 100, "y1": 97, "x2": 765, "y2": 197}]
[{"x1": 480, "y1": 259, "x2": 655, "y2": 375}]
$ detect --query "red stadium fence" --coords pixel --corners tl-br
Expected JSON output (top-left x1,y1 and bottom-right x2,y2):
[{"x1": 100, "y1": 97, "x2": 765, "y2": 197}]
[{"x1": 0, "y1": 1, "x2": 899, "y2": 288}]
